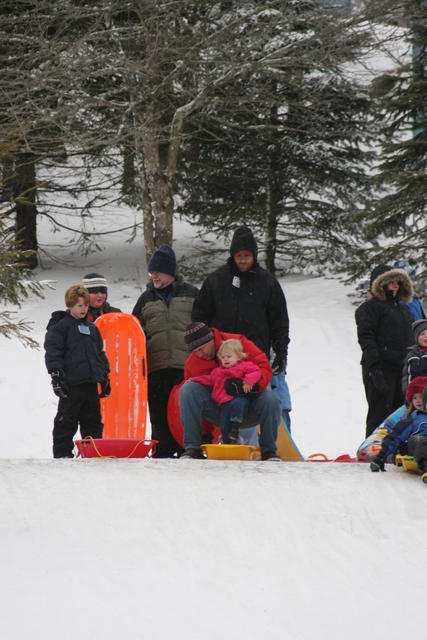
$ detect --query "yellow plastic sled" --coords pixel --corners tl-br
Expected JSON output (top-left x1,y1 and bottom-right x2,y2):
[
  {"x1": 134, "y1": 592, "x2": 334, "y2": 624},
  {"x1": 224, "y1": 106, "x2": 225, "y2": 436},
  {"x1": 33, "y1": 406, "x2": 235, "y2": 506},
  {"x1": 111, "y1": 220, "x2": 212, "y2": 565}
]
[{"x1": 201, "y1": 444, "x2": 259, "y2": 460}]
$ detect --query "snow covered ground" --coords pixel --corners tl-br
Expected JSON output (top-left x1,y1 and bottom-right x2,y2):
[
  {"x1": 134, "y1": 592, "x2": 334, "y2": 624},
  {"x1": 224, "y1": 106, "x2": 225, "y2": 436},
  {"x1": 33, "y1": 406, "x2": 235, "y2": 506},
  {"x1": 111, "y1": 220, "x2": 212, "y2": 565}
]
[{"x1": 1, "y1": 211, "x2": 426, "y2": 640}]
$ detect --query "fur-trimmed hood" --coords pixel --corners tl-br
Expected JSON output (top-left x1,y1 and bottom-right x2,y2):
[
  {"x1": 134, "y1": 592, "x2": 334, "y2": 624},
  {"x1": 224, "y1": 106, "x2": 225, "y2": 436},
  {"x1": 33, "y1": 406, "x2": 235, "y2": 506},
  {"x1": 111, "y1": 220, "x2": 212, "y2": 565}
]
[{"x1": 371, "y1": 268, "x2": 414, "y2": 303}]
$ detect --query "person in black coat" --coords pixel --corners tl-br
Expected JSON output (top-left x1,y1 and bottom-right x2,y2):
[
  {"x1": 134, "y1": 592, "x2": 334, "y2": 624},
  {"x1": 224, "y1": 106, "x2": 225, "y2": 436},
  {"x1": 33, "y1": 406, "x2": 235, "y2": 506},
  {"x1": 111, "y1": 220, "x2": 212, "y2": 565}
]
[
  {"x1": 192, "y1": 226, "x2": 289, "y2": 366},
  {"x1": 355, "y1": 265, "x2": 414, "y2": 437},
  {"x1": 44, "y1": 285, "x2": 110, "y2": 458},
  {"x1": 191, "y1": 226, "x2": 290, "y2": 437}
]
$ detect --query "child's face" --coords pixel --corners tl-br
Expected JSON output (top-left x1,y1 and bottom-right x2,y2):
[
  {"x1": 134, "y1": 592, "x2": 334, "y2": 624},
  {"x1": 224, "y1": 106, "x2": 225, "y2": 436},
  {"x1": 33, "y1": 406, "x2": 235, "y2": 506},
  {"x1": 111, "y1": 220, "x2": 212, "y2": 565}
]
[
  {"x1": 220, "y1": 349, "x2": 240, "y2": 368},
  {"x1": 418, "y1": 329, "x2": 427, "y2": 349},
  {"x1": 89, "y1": 291, "x2": 107, "y2": 309},
  {"x1": 412, "y1": 393, "x2": 424, "y2": 411},
  {"x1": 69, "y1": 297, "x2": 89, "y2": 320}
]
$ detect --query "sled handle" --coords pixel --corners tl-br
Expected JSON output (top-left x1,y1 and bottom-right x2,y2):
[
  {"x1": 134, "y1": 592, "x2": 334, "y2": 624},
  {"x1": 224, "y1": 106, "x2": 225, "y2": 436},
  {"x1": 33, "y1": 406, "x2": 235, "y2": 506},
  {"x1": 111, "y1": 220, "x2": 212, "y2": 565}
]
[{"x1": 306, "y1": 452, "x2": 329, "y2": 461}]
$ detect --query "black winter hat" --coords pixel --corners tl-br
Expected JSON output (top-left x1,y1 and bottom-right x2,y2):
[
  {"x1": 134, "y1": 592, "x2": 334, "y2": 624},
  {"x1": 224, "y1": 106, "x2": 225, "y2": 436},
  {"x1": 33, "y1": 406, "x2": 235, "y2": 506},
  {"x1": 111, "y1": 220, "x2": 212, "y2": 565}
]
[
  {"x1": 82, "y1": 273, "x2": 108, "y2": 293},
  {"x1": 148, "y1": 245, "x2": 177, "y2": 277},
  {"x1": 230, "y1": 226, "x2": 258, "y2": 259},
  {"x1": 412, "y1": 319, "x2": 427, "y2": 345},
  {"x1": 369, "y1": 264, "x2": 392, "y2": 291},
  {"x1": 184, "y1": 322, "x2": 214, "y2": 352}
]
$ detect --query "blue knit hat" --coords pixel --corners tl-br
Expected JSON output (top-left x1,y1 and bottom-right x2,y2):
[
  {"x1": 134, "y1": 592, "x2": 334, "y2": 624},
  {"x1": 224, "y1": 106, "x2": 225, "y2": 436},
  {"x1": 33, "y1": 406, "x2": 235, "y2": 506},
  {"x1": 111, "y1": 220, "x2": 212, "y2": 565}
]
[{"x1": 148, "y1": 245, "x2": 177, "y2": 277}]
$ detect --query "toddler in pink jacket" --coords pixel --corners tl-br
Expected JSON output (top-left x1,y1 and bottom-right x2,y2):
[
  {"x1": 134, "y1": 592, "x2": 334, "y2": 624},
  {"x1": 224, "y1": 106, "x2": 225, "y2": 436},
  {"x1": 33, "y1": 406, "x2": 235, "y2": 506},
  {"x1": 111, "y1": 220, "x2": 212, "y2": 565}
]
[{"x1": 191, "y1": 338, "x2": 262, "y2": 443}]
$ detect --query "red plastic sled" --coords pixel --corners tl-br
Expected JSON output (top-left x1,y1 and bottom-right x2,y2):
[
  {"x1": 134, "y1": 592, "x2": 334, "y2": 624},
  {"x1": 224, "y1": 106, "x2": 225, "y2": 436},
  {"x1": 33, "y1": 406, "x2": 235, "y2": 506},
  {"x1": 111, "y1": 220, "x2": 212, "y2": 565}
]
[
  {"x1": 96, "y1": 313, "x2": 148, "y2": 440},
  {"x1": 167, "y1": 382, "x2": 221, "y2": 447},
  {"x1": 75, "y1": 437, "x2": 157, "y2": 459},
  {"x1": 306, "y1": 453, "x2": 356, "y2": 463}
]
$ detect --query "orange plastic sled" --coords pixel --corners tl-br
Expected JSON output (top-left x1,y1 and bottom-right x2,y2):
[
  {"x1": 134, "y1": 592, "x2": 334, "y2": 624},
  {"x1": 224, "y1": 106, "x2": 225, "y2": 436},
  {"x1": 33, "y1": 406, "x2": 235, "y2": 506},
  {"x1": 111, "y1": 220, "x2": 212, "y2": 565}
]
[
  {"x1": 96, "y1": 313, "x2": 148, "y2": 439},
  {"x1": 167, "y1": 382, "x2": 221, "y2": 447}
]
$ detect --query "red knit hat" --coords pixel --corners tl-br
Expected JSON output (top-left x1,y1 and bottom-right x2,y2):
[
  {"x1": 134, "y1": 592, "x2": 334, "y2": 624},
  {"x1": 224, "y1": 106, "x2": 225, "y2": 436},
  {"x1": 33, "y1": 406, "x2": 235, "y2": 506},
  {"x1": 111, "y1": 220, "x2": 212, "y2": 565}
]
[{"x1": 405, "y1": 376, "x2": 427, "y2": 404}]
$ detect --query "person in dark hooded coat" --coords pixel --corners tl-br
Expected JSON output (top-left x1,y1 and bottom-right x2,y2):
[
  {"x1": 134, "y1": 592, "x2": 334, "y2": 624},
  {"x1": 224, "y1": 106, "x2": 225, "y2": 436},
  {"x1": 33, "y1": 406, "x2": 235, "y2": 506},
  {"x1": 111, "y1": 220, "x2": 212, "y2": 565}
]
[{"x1": 355, "y1": 264, "x2": 414, "y2": 437}]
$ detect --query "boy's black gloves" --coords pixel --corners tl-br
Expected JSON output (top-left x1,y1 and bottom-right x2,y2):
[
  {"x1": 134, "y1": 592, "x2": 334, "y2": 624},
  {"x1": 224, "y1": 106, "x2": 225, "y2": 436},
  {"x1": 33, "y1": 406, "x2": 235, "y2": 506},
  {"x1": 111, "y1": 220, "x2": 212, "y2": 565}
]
[
  {"x1": 271, "y1": 352, "x2": 286, "y2": 376},
  {"x1": 224, "y1": 378, "x2": 259, "y2": 398},
  {"x1": 369, "y1": 368, "x2": 389, "y2": 395},
  {"x1": 51, "y1": 370, "x2": 69, "y2": 399},
  {"x1": 99, "y1": 376, "x2": 111, "y2": 398},
  {"x1": 370, "y1": 450, "x2": 386, "y2": 472}
]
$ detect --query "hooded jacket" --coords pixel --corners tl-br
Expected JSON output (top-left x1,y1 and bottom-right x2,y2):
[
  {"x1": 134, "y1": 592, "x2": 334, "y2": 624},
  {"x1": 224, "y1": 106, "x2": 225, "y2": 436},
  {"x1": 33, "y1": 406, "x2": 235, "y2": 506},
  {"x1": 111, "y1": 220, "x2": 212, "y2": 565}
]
[
  {"x1": 184, "y1": 327, "x2": 272, "y2": 393},
  {"x1": 44, "y1": 311, "x2": 110, "y2": 385},
  {"x1": 191, "y1": 227, "x2": 289, "y2": 358},
  {"x1": 380, "y1": 410, "x2": 427, "y2": 458},
  {"x1": 355, "y1": 268, "x2": 414, "y2": 372},
  {"x1": 191, "y1": 360, "x2": 262, "y2": 406}
]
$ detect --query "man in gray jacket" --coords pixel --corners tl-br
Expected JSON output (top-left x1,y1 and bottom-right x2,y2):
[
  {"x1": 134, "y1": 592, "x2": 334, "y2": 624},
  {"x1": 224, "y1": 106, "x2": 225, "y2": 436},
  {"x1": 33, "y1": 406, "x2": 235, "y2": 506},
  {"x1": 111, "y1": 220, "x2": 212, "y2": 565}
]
[{"x1": 132, "y1": 245, "x2": 198, "y2": 457}]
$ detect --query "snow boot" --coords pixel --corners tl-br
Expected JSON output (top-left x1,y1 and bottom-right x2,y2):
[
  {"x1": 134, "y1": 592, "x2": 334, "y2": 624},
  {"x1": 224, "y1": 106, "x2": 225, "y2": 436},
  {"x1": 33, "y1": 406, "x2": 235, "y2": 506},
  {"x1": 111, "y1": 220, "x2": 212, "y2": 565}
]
[
  {"x1": 180, "y1": 447, "x2": 205, "y2": 459},
  {"x1": 261, "y1": 450, "x2": 281, "y2": 462}
]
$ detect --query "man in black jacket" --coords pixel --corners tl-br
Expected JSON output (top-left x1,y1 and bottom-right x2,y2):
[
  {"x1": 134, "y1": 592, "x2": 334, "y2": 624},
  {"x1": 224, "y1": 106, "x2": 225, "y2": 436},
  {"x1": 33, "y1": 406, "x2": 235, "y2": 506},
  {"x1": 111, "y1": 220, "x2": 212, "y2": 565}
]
[
  {"x1": 355, "y1": 264, "x2": 414, "y2": 437},
  {"x1": 192, "y1": 226, "x2": 290, "y2": 437}
]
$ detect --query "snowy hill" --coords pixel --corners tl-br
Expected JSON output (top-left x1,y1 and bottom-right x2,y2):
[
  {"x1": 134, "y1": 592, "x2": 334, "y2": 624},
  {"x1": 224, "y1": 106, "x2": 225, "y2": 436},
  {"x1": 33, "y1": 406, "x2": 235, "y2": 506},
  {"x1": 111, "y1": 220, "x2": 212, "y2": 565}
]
[{"x1": 1, "y1": 213, "x2": 426, "y2": 640}]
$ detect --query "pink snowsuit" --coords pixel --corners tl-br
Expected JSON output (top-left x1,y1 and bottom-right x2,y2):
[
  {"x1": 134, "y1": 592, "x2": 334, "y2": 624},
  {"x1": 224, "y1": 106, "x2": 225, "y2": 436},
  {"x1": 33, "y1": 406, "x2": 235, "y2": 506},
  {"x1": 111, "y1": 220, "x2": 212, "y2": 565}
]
[{"x1": 191, "y1": 360, "x2": 262, "y2": 406}]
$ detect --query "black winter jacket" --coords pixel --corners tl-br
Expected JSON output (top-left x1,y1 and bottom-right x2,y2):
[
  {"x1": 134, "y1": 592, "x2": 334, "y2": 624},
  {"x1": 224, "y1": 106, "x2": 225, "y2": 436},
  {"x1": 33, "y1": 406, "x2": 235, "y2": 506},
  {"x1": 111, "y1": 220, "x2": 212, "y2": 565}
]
[
  {"x1": 191, "y1": 258, "x2": 289, "y2": 357},
  {"x1": 44, "y1": 311, "x2": 110, "y2": 385},
  {"x1": 86, "y1": 301, "x2": 121, "y2": 323},
  {"x1": 355, "y1": 269, "x2": 414, "y2": 373},
  {"x1": 401, "y1": 345, "x2": 427, "y2": 393}
]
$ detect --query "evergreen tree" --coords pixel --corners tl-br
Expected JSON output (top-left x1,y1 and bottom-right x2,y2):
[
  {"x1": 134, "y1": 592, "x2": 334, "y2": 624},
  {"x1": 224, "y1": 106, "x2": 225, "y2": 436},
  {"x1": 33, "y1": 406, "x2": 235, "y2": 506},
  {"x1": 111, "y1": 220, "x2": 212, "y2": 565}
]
[
  {"x1": 349, "y1": 0, "x2": 426, "y2": 287},
  {"x1": 178, "y1": 1, "x2": 376, "y2": 274},
  {"x1": 0, "y1": 132, "x2": 43, "y2": 346}
]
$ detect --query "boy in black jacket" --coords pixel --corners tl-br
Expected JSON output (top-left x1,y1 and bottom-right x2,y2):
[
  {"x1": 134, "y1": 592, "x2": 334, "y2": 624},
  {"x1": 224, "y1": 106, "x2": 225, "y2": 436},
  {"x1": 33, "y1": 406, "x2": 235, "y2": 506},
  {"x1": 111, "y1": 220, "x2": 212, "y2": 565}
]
[{"x1": 44, "y1": 285, "x2": 110, "y2": 458}]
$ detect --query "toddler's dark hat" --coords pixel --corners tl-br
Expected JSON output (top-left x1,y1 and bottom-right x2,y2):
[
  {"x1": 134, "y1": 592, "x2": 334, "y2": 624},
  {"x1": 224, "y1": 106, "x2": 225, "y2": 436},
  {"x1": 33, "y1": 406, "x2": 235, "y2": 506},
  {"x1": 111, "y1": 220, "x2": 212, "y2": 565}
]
[
  {"x1": 412, "y1": 319, "x2": 427, "y2": 345},
  {"x1": 148, "y1": 245, "x2": 177, "y2": 277},
  {"x1": 82, "y1": 273, "x2": 108, "y2": 293},
  {"x1": 184, "y1": 322, "x2": 214, "y2": 352}
]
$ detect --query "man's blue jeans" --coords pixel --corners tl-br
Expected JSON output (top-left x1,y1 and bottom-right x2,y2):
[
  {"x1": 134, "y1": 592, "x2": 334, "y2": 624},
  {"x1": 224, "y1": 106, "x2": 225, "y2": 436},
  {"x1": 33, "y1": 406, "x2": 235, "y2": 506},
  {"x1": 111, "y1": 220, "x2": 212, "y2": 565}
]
[{"x1": 180, "y1": 381, "x2": 281, "y2": 453}]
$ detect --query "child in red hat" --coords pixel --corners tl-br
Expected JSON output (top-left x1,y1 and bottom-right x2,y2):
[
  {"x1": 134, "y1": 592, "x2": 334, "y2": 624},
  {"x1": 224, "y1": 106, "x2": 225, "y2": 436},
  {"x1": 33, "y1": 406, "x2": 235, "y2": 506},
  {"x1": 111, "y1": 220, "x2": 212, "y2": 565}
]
[{"x1": 370, "y1": 376, "x2": 427, "y2": 475}]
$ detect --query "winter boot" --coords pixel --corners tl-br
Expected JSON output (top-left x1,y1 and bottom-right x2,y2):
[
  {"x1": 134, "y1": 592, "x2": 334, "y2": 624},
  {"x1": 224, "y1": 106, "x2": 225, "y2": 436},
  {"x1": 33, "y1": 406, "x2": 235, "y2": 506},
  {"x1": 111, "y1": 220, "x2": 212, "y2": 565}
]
[
  {"x1": 228, "y1": 422, "x2": 240, "y2": 444},
  {"x1": 180, "y1": 447, "x2": 205, "y2": 460},
  {"x1": 261, "y1": 450, "x2": 281, "y2": 462}
]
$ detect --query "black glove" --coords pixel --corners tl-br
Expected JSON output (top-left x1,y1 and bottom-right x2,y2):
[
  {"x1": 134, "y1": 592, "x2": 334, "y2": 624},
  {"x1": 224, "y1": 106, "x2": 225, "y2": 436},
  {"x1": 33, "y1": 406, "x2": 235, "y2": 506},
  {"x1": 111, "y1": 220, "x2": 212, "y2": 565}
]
[
  {"x1": 369, "y1": 368, "x2": 389, "y2": 395},
  {"x1": 99, "y1": 376, "x2": 111, "y2": 398},
  {"x1": 51, "y1": 370, "x2": 69, "y2": 399},
  {"x1": 224, "y1": 378, "x2": 259, "y2": 398},
  {"x1": 271, "y1": 352, "x2": 286, "y2": 376},
  {"x1": 370, "y1": 450, "x2": 386, "y2": 472}
]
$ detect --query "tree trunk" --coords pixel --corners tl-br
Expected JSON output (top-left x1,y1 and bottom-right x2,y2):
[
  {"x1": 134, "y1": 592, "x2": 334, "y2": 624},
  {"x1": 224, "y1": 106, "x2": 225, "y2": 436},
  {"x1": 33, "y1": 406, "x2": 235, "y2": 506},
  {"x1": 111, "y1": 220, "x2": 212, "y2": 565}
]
[
  {"x1": 140, "y1": 106, "x2": 174, "y2": 263},
  {"x1": 265, "y1": 82, "x2": 280, "y2": 274},
  {"x1": 13, "y1": 152, "x2": 38, "y2": 270}
]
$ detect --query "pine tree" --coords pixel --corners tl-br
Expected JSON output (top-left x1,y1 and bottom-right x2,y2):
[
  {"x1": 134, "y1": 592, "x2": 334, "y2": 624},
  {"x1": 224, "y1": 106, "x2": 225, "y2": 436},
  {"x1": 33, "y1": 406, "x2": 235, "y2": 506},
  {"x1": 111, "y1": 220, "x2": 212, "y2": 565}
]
[
  {"x1": 178, "y1": 1, "x2": 376, "y2": 274},
  {"x1": 0, "y1": 135, "x2": 43, "y2": 347},
  {"x1": 349, "y1": 0, "x2": 426, "y2": 287}
]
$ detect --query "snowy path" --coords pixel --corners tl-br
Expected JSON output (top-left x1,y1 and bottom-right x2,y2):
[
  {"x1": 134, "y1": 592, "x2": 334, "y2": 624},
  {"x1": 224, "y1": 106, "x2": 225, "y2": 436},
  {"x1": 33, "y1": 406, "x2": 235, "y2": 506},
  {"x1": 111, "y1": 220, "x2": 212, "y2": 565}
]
[{"x1": 1, "y1": 459, "x2": 425, "y2": 640}]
